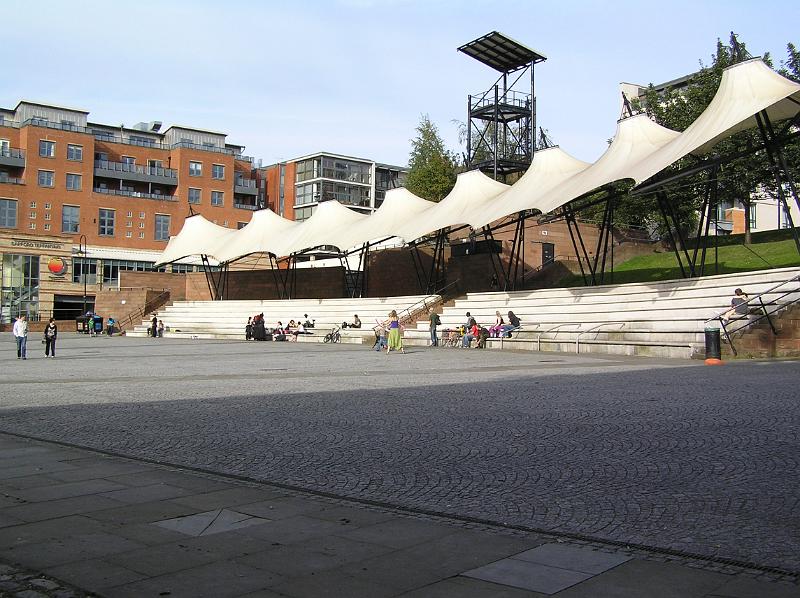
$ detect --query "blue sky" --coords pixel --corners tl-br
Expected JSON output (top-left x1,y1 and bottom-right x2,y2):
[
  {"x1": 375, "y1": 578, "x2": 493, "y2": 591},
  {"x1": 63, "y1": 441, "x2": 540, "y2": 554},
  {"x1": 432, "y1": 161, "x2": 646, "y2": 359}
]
[{"x1": 5, "y1": 0, "x2": 798, "y2": 166}]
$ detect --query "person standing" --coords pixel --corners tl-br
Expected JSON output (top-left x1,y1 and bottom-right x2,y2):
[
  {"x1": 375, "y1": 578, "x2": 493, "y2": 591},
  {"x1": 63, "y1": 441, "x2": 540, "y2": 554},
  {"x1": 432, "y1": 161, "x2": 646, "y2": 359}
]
[
  {"x1": 429, "y1": 311, "x2": 441, "y2": 346},
  {"x1": 158, "y1": 320, "x2": 165, "y2": 338},
  {"x1": 43, "y1": 317, "x2": 58, "y2": 358},
  {"x1": 107, "y1": 316, "x2": 116, "y2": 336},
  {"x1": 245, "y1": 317, "x2": 253, "y2": 340},
  {"x1": 13, "y1": 315, "x2": 28, "y2": 360},
  {"x1": 151, "y1": 314, "x2": 158, "y2": 338},
  {"x1": 386, "y1": 310, "x2": 404, "y2": 354}
]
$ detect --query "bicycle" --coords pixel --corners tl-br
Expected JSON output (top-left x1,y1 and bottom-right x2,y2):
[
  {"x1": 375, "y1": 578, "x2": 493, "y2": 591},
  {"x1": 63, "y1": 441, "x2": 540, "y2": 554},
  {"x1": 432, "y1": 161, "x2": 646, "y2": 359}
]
[{"x1": 323, "y1": 326, "x2": 341, "y2": 343}]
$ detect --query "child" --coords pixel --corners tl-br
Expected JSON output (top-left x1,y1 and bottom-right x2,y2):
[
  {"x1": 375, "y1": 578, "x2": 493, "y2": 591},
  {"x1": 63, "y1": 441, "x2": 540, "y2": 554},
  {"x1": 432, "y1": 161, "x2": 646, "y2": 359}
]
[{"x1": 374, "y1": 326, "x2": 388, "y2": 352}]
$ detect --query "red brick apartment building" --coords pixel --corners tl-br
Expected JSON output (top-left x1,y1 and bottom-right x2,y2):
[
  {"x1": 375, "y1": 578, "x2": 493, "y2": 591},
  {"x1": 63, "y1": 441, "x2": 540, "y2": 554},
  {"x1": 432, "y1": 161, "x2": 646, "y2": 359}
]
[{"x1": 0, "y1": 100, "x2": 259, "y2": 321}]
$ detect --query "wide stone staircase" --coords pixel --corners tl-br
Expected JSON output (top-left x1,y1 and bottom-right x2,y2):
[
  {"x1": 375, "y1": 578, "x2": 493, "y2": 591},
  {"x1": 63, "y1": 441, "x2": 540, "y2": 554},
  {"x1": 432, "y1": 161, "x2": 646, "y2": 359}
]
[
  {"x1": 404, "y1": 267, "x2": 800, "y2": 359},
  {"x1": 126, "y1": 294, "x2": 441, "y2": 344}
]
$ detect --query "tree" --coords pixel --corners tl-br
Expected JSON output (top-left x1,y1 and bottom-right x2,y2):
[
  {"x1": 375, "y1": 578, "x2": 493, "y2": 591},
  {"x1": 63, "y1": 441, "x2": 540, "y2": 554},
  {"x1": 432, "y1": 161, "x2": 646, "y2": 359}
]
[{"x1": 405, "y1": 115, "x2": 457, "y2": 202}]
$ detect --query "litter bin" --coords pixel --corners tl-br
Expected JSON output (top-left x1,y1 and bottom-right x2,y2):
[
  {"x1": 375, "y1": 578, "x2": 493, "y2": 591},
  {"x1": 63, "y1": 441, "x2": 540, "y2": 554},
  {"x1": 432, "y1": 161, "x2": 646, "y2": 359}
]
[
  {"x1": 93, "y1": 316, "x2": 104, "y2": 335},
  {"x1": 704, "y1": 327, "x2": 722, "y2": 364},
  {"x1": 75, "y1": 315, "x2": 89, "y2": 333}
]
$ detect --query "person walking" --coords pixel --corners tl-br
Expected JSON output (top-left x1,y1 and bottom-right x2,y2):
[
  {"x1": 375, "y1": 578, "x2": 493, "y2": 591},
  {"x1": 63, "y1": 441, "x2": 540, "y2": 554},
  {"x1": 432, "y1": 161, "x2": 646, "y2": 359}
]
[
  {"x1": 13, "y1": 314, "x2": 28, "y2": 360},
  {"x1": 151, "y1": 314, "x2": 158, "y2": 339},
  {"x1": 43, "y1": 317, "x2": 58, "y2": 358},
  {"x1": 429, "y1": 311, "x2": 441, "y2": 346},
  {"x1": 386, "y1": 310, "x2": 404, "y2": 354}
]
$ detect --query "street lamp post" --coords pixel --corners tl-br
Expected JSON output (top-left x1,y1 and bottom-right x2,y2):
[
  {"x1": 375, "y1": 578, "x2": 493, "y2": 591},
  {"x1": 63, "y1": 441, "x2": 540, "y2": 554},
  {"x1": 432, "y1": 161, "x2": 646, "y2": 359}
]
[{"x1": 78, "y1": 234, "x2": 87, "y2": 321}]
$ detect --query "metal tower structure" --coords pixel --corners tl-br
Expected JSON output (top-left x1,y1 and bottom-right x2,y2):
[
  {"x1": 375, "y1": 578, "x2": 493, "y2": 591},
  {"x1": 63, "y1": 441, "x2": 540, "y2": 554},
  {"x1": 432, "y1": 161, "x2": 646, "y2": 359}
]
[{"x1": 458, "y1": 31, "x2": 546, "y2": 181}]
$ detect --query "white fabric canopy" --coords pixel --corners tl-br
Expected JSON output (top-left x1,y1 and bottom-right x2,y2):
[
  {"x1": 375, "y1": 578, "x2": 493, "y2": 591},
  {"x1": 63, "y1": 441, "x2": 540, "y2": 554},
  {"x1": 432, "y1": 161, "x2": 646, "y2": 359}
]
[
  {"x1": 393, "y1": 170, "x2": 509, "y2": 241},
  {"x1": 278, "y1": 200, "x2": 369, "y2": 256},
  {"x1": 468, "y1": 146, "x2": 591, "y2": 229},
  {"x1": 625, "y1": 58, "x2": 800, "y2": 183},
  {"x1": 213, "y1": 209, "x2": 299, "y2": 264},
  {"x1": 331, "y1": 187, "x2": 436, "y2": 251},
  {"x1": 157, "y1": 58, "x2": 800, "y2": 267},
  {"x1": 155, "y1": 214, "x2": 233, "y2": 266}
]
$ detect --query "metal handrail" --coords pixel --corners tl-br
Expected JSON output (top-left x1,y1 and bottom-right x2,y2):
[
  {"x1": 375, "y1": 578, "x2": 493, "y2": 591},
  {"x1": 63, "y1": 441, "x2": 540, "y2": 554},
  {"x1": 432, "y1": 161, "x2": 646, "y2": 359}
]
[
  {"x1": 575, "y1": 322, "x2": 626, "y2": 354},
  {"x1": 704, "y1": 274, "x2": 800, "y2": 356},
  {"x1": 116, "y1": 289, "x2": 172, "y2": 334},
  {"x1": 536, "y1": 322, "x2": 581, "y2": 351}
]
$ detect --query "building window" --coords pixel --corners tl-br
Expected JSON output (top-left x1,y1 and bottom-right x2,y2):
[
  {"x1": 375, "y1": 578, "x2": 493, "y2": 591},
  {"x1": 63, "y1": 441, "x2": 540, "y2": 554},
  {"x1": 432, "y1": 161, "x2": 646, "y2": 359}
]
[
  {"x1": 126, "y1": 221, "x2": 132, "y2": 228},
  {"x1": 0, "y1": 198, "x2": 17, "y2": 227},
  {"x1": 44, "y1": 203, "x2": 51, "y2": 210},
  {"x1": 126, "y1": 211, "x2": 133, "y2": 217},
  {"x1": 44, "y1": 213, "x2": 51, "y2": 221},
  {"x1": 38, "y1": 170, "x2": 54, "y2": 187},
  {"x1": 126, "y1": 231, "x2": 132, "y2": 238},
  {"x1": 749, "y1": 204, "x2": 757, "y2": 229},
  {"x1": 212, "y1": 164, "x2": 225, "y2": 179},
  {"x1": 29, "y1": 201, "x2": 37, "y2": 208},
  {"x1": 237, "y1": 221, "x2": 248, "y2": 229},
  {"x1": 188, "y1": 188, "x2": 201, "y2": 204},
  {"x1": 121, "y1": 156, "x2": 135, "y2": 165},
  {"x1": 72, "y1": 257, "x2": 97, "y2": 284},
  {"x1": 139, "y1": 212, "x2": 145, "y2": 219},
  {"x1": 189, "y1": 161, "x2": 202, "y2": 176},
  {"x1": 66, "y1": 173, "x2": 82, "y2": 191},
  {"x1": 155, "y1": 214, "x2": 170, "y2": 240},
  {"x1": 138, "y1": 221, "x2": 145, "y2": 229},
  {"x1": 67, "y1": 144, "x2": 83, "y2": 161},
  {"x1": 171, "y1": 264, "x2": 194, "y2": 273},
  {"x1": 211, "y1": 191, "x2": 224, "y2": 206},
  {"x1": 29, "y1": 211, "x2": 36, "y2": 219},
  {"x1": 62, "y1": 205, "x2": 79, "y2": 233},
  {"x1": 29, "y1": 222, "x2": 36, "y2": 230},
  {"x1": 98, "y1": 208, "x2": 115, "y2": 236},
  {"x1": 44, "y1": 223, "x2": 50, "y2": 231},
  {"x1": 139, "y1": 232, "x2": 145, "y2": 239},
  {"x1": 39, "y1": 140, "x2": 55, "y2": 158}
]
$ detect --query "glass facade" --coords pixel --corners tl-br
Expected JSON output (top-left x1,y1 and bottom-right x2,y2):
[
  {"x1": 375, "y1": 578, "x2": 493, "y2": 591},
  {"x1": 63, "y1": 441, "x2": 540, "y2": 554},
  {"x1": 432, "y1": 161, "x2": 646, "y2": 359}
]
[
  {"x1": 102, "y1": 259, "x2": 154, "y2": 284},
  {"x1": 1, "y1": 254, "x2": 39, "y2": 323}
]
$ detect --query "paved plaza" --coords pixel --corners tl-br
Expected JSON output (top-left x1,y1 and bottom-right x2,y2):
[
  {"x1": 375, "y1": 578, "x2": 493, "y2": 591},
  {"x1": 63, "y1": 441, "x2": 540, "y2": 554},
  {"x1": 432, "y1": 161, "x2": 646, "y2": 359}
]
[{"x1": 0, "y1": 333, "x2": 799, "y2": 597}]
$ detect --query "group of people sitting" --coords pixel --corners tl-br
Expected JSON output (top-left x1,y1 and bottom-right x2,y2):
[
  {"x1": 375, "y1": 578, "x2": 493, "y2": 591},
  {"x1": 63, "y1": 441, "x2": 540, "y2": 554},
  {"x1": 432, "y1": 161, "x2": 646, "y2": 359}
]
[
  {"x1": 246, "y1": 313, "x2": 315, "y2": 342},
  {"x1": 443, "y1": 310, "x2": 521, "y2": 349}
]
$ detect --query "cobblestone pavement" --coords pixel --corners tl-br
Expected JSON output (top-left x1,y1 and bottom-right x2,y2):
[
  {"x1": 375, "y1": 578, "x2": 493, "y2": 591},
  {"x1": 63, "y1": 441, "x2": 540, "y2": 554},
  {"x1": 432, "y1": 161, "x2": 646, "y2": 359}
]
[
  {"x1": 0, "y1": 561, "x2": 94, "y2": 597},
  {"x1": 1, "y1": 334, "x2": 798, "y2": 575}
]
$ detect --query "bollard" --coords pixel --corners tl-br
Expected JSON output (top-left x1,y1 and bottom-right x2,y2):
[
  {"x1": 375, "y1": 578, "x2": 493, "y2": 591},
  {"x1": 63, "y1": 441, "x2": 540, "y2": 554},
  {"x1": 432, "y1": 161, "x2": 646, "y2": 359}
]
[{"x1": 704, "y1": 327, "x2": 723, "y2": 365}]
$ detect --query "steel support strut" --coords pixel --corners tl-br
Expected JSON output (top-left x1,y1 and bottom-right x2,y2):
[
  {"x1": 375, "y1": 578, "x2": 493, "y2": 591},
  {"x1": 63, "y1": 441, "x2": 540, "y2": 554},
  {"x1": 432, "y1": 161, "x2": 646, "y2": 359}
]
[{"x1": 755, "y1": 110, "x2": 800, "y2": 255}]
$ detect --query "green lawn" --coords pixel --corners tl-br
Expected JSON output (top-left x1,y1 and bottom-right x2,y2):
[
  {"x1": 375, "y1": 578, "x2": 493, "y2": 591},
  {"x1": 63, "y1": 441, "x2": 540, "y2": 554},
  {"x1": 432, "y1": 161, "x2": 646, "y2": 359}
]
[{"x1": 559, "y1": 238, "x2": 800, "y2": 286}]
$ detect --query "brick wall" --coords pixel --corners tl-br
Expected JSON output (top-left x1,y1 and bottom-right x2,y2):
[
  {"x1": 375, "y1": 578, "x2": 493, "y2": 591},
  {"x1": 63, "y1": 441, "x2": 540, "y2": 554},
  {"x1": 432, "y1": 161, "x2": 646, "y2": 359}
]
[
  {"x1": 184, "y1": 267, "x2": 346, "y2": 301},
  {"x1": 119, "y1": 271, "x2": 186, "y2": 301}
]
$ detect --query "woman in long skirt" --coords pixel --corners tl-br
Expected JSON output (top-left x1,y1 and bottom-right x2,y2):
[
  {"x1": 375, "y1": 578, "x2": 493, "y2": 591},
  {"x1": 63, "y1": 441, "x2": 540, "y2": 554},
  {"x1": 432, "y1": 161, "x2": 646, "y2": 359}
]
[{"x1": 386, "y1": 310, "x2": 404, "y2": 354}]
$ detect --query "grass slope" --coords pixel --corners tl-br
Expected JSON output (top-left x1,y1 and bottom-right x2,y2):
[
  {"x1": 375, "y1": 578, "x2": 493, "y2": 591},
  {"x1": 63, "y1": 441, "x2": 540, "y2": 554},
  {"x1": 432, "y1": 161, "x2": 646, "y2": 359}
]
[{"x1": 562, "y1": 239, "x2": 800, "y2": 286}]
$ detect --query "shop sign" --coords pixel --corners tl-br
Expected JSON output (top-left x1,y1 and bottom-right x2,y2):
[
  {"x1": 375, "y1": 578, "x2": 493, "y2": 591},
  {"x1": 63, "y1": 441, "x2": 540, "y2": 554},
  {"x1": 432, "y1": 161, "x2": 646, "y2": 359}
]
[{"x1": 47, "y1": 256, "x2": 68, "y2": 277}]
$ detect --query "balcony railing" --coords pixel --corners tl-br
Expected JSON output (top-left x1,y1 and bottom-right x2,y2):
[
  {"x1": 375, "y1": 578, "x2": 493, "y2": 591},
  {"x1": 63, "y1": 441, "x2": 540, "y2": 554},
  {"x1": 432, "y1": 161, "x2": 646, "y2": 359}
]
[
  {"x1": 0, "y1": 176, "x2": 24, "y2": 185},
  {"x1": 94, "y1": 187, "x2": 178, "y2": 201},
  {"x1": 0, "y1": 148, "x2": 24, "y2": 159},
  {"x1": 1, "y1": 118, "x2": 254, "y2": 161},
  {"x1": 234, "y1": 202, "x2": 258, "y2": 211},
  {"x1": 234, "y1": 178, "x2": 257, "y2": 188},
  {"x1": 95, "y1": 160, "x2": 177, "y2": 178}
]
